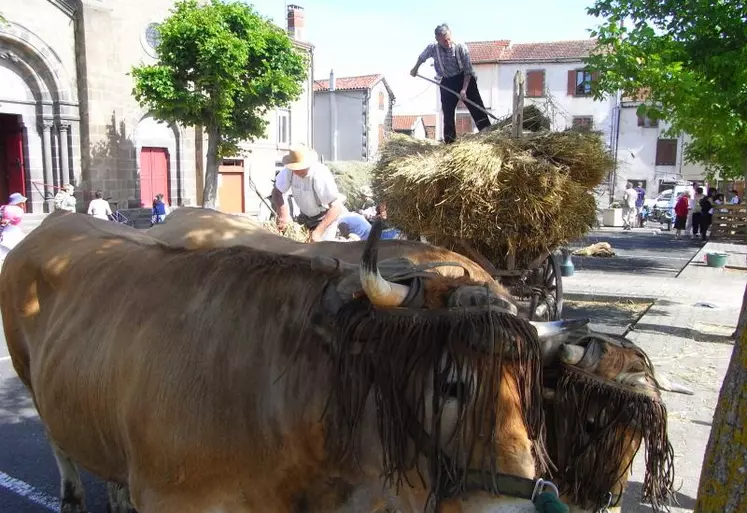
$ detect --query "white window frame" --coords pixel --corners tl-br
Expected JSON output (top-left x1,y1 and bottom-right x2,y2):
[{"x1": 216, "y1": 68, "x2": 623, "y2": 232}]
[{"x1": 277, "y1": 109, "x2": 291, "y2": 147}]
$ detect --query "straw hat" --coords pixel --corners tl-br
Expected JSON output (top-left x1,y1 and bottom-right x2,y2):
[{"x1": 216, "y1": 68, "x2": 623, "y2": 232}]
[{"x1": 282, "y1": 144, "x2": 318, "y2": 171}]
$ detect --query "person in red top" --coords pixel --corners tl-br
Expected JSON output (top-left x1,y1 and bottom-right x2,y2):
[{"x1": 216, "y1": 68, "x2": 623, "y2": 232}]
[{"x1": 673, "y1": 192, "x2": 690, "y2": 239}]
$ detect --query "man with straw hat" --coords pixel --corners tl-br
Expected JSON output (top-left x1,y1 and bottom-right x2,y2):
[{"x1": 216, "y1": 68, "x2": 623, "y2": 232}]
[
  {"x1": 410, "y1": 23, "x2": 491, "y2": 143},
  {"x1": 272, "y1": 144, "x2": 344, "y2": 242}
]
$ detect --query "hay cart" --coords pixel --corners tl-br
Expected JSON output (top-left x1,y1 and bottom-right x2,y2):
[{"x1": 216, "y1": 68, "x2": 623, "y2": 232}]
[{"x1": 445, "y1": 240, "x2": 564, "y2": 322}]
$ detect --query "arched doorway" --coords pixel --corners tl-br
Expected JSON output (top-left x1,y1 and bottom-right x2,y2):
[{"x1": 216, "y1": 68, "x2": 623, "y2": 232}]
[{"x1": 0, "y1": 114, "x2": 26, "y2": 203}]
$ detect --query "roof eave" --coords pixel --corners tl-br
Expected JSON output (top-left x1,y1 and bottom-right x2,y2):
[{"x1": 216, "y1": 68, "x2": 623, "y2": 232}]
[{"x1": 498, "y1": 57, "x2": 589, "y2": 64}]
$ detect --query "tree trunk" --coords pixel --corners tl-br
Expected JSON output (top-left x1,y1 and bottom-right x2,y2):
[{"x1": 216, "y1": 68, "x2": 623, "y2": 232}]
[
  {"x1": 693, "y1": 282, "x2": 747, "y2": 512},
  {"x1": 202, "y1": 124, "x2": 220, "y2": 209}
]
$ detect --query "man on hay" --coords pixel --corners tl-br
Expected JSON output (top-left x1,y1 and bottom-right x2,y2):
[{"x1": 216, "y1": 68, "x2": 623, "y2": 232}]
[{"x1": 410, "y1": 23, "x2": 492, "y2": 143}]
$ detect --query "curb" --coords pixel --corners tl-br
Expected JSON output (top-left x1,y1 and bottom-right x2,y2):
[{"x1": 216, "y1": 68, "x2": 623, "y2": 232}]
[{"x1": 564, "y1": 292, "x2": 657, "y2": 304}]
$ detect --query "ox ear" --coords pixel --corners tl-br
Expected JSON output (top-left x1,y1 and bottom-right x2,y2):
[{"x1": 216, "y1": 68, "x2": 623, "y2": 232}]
[{"x1": 447, "y1": 285, "x2": 518, "y2": 315}]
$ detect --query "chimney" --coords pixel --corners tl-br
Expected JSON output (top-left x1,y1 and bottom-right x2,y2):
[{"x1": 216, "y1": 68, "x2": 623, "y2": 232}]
[{"x1": 286, "y1": 5, "x2": 305, "y2": 41}]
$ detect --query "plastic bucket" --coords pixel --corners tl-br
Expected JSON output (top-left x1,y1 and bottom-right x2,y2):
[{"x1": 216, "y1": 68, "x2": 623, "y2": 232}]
[{"x1": 705, "y1": 252, "x2": 728, "y2": 268}]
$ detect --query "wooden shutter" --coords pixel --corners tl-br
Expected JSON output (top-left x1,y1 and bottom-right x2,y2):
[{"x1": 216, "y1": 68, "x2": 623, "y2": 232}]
[
  {"x1": 590, "y1": 71, "x2": 600, "y2": 94},
  {"x1": 655, "y1": 139, "x2": 677, "y2": 166},
  {"x1": 567, "y1": 70, "x2": 576, "y2": 95},
  {"x1": 526, "y1": 70, "x2": 544, "y2": 97}
]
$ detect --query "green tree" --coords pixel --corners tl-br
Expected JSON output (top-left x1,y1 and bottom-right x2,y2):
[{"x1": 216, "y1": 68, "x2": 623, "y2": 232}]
[
  {"x1": 585, "y1": 3, "x2": 747, "y2": 511},
  {"x1": 132, "y1": 0, "x2": 307, "y2": 208},
  {"x1": 585, "y1": 0, "x2": 747, "y2": 182}
]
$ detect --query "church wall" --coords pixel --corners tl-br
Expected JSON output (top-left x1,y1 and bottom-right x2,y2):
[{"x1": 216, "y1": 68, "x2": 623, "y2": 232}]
[{"x1": 76, "y1": 0, "x2": 198, "y2": 209}]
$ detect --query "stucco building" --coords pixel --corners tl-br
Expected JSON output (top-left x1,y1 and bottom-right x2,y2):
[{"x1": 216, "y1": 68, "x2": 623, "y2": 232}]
[{"x1": 312, "y1": 73, "x2": 395, "y2": 162}]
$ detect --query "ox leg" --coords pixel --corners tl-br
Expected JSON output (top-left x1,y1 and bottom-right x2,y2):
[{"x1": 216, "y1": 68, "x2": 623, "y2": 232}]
[
  {"x1": 50, "y1": 442, "x2": 86, "y2": 513},
  {"x1": 107, "y1": 482, "x2": 136, "y2": 513}
]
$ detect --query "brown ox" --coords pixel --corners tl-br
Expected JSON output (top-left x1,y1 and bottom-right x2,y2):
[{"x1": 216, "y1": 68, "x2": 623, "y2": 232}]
[
  {"x1": 2, "y1": 213, "x2": 592, "y2": 513},
  {"x1": 146, "y1": 207, "x2": 693, "y2": 513}
]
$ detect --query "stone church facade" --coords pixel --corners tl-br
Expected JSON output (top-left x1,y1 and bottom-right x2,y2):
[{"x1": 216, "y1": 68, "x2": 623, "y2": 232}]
[{"x1": 0, "y1": 0, "x2": 314, "y2": 215}]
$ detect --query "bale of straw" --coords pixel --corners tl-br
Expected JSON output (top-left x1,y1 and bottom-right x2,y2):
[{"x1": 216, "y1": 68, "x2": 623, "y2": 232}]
[
  {"x1": 372, "y1": 130, "x2": 609, "y2": 267},
  {"x1": 260, "y1": 221, "x2": 309, "y2": 242}
]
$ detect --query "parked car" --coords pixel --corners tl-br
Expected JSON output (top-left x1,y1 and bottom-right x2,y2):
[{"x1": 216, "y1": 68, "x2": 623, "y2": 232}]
[{"x1": 644, "y1": 189, "x2": 673, "y2": 209}]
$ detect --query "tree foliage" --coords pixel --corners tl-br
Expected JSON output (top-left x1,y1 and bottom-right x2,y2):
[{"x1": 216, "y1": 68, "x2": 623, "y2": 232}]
[
  {"x1": 131, "y1": 0, "x2": 307, "y2": 207},
  {"x1": 585, "y1": 0, "x2": 747, "y2": 180}
]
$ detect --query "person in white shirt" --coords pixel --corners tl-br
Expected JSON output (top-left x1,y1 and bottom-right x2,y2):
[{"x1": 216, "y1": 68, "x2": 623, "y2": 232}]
[
  {"x1": 87, "y1": 190, "x2": 112, "y2": 220},
  {"x1": 622, "y1": 182, "x2": 638, "y2": 231},
  {"x1": 272, "y1": 144, "x2": 344, "y2": 242}
]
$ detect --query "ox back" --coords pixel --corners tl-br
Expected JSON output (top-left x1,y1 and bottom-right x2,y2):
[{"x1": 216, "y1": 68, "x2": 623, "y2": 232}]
[{"x1": 0, "y1": 213, "x2": 387, "y2": 512}]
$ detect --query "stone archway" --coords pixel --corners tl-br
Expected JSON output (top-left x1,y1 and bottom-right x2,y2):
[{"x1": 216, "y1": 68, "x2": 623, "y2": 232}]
[{"x1": 0, "y1": 20, "x2": 80, "y2": 212}]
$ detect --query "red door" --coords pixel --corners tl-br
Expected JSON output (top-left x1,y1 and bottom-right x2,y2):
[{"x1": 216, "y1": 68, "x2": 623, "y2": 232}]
[
  {"x1": 0, "y1": 114, "x2": 26, "y2": 204},
  {"x1": 140, "y1": 147, "x2": 169, "y2": 207}
]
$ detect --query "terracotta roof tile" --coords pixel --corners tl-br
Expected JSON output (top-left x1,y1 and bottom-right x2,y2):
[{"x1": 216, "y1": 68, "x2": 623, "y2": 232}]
[
  {"x1": 421, "y1": 114, "x2": 437, "y2": 127},
  {"x1": 622, "y1": 88, "x2": 651, "y2": 102},
  {"x1": 499, "y1": 39, "x2": 598, "y2": 61},
  {"x1": 313, "y1": 74, "x2": 383, "y2": 92},
  {"x1": 392, "y1": 115, "x2": 420, "y2": 131},
  {"x1": 466, "y1": 40, "x2": 511, "y2": 63}
]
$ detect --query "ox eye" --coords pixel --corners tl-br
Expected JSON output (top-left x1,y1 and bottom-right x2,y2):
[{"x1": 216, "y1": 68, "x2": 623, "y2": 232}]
[{"x1": 442, "y1": 382, "x2": 466, "y2": 400}]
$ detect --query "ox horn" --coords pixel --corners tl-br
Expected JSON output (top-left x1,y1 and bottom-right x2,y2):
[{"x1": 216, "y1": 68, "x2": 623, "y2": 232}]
[
  {"x1": 654, "y1": 372, "x2": 695, "y2": 395},
  {"x1": 359, "y1": 220, "x2": 410, "y2": 307},
  {"x1": 530, "y1": 318, "x2": 590, "y2": 340}
]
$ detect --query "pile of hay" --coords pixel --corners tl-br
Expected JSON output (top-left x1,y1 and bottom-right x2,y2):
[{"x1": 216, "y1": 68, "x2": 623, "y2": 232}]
[
  {"x1": 371, "y1": 128, "x2": 614, "y2": 267},
  {"x1": 260, "y1": 221, "x2": 309, "y2": 242},
  {"x1": 327, "y1": 161, "x2": 374, "y2": 211}
]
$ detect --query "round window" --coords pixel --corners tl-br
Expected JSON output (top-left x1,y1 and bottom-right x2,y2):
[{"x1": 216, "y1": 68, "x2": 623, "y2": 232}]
[{"x1": 142, "y1": 23, "x2": 161, "y2": 58}]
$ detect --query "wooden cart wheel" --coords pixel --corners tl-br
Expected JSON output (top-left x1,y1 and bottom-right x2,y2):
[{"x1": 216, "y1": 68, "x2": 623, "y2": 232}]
[{"x1": 528, "y1": 252, "x2": 564, "y2": 321}]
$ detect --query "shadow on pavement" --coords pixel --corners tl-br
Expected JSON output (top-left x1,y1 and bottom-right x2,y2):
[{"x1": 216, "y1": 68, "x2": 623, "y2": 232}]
[
  {"x1": 631, "y1": 323, "x2": 736, "y2": 345},
  {"x1": 622, "y1": 480, "x2": 697, "y2": 512},
  {"x1": 564, "y1": 299, "x2": 653, "y2": 336},
  {"x1": 0, "y1": 376, "x2": 110, "y2": 512}
]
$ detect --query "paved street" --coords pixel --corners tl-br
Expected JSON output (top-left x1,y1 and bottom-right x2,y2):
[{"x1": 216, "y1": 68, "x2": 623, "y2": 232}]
[
  {"x1": 568, "y1": 226, "x2": 703, "y2": 276},
  {"x1": 0, "y1": 227, "x2": 742, "y2": 512}
]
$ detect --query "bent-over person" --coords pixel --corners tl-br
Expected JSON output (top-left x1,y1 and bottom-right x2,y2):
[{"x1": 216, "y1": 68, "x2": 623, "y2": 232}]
[{"x1": 272, "y1": 144, "x2": 344, "y2": 242}]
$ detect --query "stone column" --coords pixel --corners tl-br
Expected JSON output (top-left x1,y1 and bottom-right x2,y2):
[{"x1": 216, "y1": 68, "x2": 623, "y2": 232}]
[
  {"x1": 41, "y1": 119, "x2": 54, "y2": 210},
  {"x1": 58, "y1": 121, "x2": 71, "y2": 187}
]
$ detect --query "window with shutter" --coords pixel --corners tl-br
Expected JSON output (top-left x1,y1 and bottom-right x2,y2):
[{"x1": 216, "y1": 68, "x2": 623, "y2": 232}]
[
  {"x1": 526, "y1": 70, "x2": 545, "y2": 97},
  {"x1": 574, "y1": 70, "x2": 593, "y2": 96},
  {"x1": 637, "y1": 114, "x2": 659, "y2": 128},
  {"x1": 378, "y1": 91, "x2": 385, "y2": 110},
  {"x1": 655, "y1": 139, "x2": 678, "y2": 166},
  {"x1": 567, "y1": 70, "x2": 576, "y2": 95}
]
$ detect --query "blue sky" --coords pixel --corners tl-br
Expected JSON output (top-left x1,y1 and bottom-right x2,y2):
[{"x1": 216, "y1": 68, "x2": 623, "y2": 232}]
[{"x1": 244, "y1": 0, "x2": 604, "y2": 113}]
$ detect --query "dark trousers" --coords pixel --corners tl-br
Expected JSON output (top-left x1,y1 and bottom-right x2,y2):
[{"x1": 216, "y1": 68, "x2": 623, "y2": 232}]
[
  {"x1": 691, "y1": 212, "x2": 702, "y2": 235},
  {"x1": 700, "y1": 213, "x2": 712, "y2": 240},
  {"x1": 440, "y1": 73, "x2": 491, "y2": 144}
]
